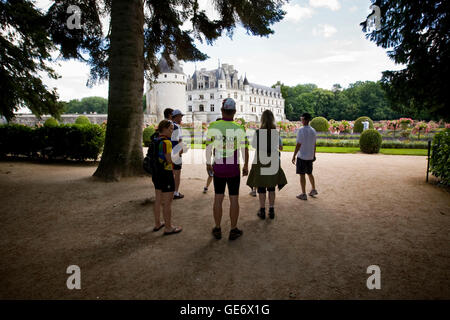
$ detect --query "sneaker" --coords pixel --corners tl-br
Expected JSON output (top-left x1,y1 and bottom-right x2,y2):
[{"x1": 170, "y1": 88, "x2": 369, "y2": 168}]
[
  {"x1": 212, "y1": 227, "x2": 222, "y2": 240},
  {"x1": 257, "y1": 208, "x2": 266, "y2": 220},
  {"x1": 269, "y1": 207, "x2": 275, "y2": 219},
  {"x1": 296, "y1": 193, "x2": 307, "y2": 201},
  {"x1": 173, "y1": 193, "x2": 184, "y2": 200},
  {"x1": 249, "y1": 190, "x2": 257, "y2": 197},
  {"x1": 309, "y1": 190, "x2": 318, "y2": 197},
  {"x1": 203, "y1": 187, "x2": 208, "y2": 194},
  {"x1": 229, "y1": 228, "x2": 243, "y2": 241}
]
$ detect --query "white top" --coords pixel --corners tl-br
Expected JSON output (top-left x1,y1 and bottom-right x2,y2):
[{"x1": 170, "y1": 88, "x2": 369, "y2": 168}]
[{"x1": 296, "y1": 125, "x2": 317, "y2": 160}]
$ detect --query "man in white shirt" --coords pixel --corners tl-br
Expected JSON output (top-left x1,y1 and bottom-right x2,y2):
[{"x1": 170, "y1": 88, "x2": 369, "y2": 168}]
[{"x1": 292, "y1": 113, "x2": 318, "y2": 200}]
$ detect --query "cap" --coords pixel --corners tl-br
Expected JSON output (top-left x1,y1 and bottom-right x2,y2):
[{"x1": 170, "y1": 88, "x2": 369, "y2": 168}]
[
  {"x1": 222, "y1": 98, "x2": 236, "y2": 110},
  {"x1": 172, "y1": 109, "x2": 184, "y2": 117}
]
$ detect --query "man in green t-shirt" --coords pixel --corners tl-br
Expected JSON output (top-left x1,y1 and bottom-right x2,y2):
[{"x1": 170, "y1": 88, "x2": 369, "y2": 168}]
[{"x1": 206, "y1": 98, "x2": 249, "y2": 240}]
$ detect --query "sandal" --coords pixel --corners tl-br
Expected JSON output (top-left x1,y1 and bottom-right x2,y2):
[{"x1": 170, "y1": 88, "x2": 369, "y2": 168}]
[
  {"x1": 152, "y1": 223, "x2": 165, "y2": 232},
  {"x1": 163, "y1": 226, "x2": 182, "y2": 235}
]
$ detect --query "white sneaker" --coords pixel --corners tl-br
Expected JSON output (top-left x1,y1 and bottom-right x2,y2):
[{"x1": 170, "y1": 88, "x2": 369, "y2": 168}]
[{"x1": 309, "y1": 190, "x2": 318, "y2": 197}]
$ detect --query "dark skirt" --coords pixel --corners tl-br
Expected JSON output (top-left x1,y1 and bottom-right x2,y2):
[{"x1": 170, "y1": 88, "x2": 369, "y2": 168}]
[{"x1": 246, "y1": 161, "x2": 287, "y2": 190}]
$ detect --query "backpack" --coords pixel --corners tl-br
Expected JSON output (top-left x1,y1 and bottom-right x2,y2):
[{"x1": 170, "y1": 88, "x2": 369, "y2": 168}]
[{"x1": 143, "y1": 132, "x2": 160, "y2": 175}]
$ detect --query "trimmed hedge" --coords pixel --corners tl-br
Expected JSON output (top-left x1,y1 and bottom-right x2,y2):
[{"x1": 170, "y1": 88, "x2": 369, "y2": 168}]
[
  {"x1": 310, "y1": 117, "x2": 329, "y2": 132},
  {"x1": 75, "y1": 115, "x2": 91, "y2": 125},
  {"x1": 44, "y1": 117, "x2": 59, "y2": 127},
  {"x1": 359, "y1": 129, "x2": 382, "y2": 154},
  {"x1": 0, "y1": 124, "x2": 105, "y2": 161},
  {"x1": 430, "y1": 129, "x2": 449, "y2": 186},
  {"x1": 354, "y1": 116, "x2": 374, "y2": 133}
]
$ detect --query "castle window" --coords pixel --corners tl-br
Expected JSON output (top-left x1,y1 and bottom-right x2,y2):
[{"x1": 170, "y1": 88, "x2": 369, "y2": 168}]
[
  {"x1": 210, "y1": 94, "x2": 214, "y2": 100},
  {"x1": 188, "y1": 95, "x2": 192, "y2": 101},
  {"x1": 199, "y1": 105, "x2": 204, "y2": 112},
  {"x1": 175, "y1": 75, "x2": 177, "y2": 79},
  {"x1": 220, "y1": 84, "x2": 223, "y2": 88},
  {"x1": 228, "y1": 93, "x2": 230, "y2": 98},
  {"x1": 188, "y1": 106, "x2": 192, "y2": 112},
  {"x1": 210, "y1": 105, "x2": 215, "y2": 112},
  {"x1": 164, "y1": 74, "x2": 167, "y2": 78},
  {"x1": 199, "y1": 94, "x2": 204, "y2": 100},
  {"x1": 234, "y1": 92, "x2": 237, "y2": 99},
  {"x1": 241, "y1": 95, "x2": 243, "y2": 101},
  {"x1": 240, "y1": 105, "x2": 243, "y2": 112}
]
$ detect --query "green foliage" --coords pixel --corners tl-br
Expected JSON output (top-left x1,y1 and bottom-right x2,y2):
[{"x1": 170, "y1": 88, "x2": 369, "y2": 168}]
[
  {"x1": 64, "y1": 97, "x2": 108, "y2": 114},
  {"x1": 353, "y1": 116, "x2": 374, "y2": 133},
  {"x1": 361, "y1": 0, "x2": 449, "y2": 121},
  {"x1": 75, "y1": 115, "x2": 91, "y2": 125},
  {"x1": 359, "y1": 129, "x2": 382, "y2": 154},
  {"x1": 310, "y1": 117, "x2": 329, "y2": 132},
  {"x1": 0, "y1": 124, "x2": 105, "y2": 161},
  {"x1": 0, "y1": 0, "x2": 63, "y2": 121},
  {"x1": 143, "y1": 126, "x2": 156, "y2": 147},
  {"x1": 430, "y1": 129, "x2": 450, "y2": 186},
  {"x1": 279, "y1": 81, "x2": 407, "y2": 121},
  {"x1": 44, "y1": 117, "x2": 59, "y2": 127}
]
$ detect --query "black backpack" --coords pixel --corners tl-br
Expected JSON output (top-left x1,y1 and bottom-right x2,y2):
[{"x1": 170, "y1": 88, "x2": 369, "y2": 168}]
[{"x1": 143, "y1": 132, "x2": 160, "y2": 175}]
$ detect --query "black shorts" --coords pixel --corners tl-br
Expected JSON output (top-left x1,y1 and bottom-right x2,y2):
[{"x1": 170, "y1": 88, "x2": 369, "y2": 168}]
[
  {"x1": 296, "y1": 159, "x2": 313, "y2": 175},
  {"x1": 213, "y1": 175, "x2": 240, "y2": 196},
  {"x1": 173, "y1": 163, "x2": 182, "y2": 170},
  {"x1": 152, "y1": 170, "x2": 175, "y2": 193},
  {"x1": 257, "y1": 186, "x2": 276, "y2": 193}
]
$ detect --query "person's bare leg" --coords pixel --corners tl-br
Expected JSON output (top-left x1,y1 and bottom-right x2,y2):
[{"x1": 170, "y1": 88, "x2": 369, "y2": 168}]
[
  {"x1": 308, "y1": 174, "x2": 316, "y2": 190},
  {"x1": 154, "y1": 189, "x2": 163, "y2": 228},
  {"x1": 268, "y1": 191, "x2": 275, "y2": 207},
  {"x1": 162, "y1": 192, "x2": 178, "y2": 231},
  {"x1": 206, "y1": 176, "x2": 213, "y2": 188},
  {"x1": 213, "y1": 194, "x2": 224, "y2": 228},
  {"x1": 229, "y1": 195, "x2": 239, "y2": 229},
  {"x1": 258, "y1": 192, "x2": 266, "y2": 209},
  {"x1": 300, "y1": 174, "x2": 306, "y2": 194},
  {"x1": 173, "y1": 169, "x2": 181, "y2": 193}
]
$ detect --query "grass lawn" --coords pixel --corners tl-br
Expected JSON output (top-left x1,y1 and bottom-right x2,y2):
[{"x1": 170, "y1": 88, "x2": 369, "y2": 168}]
[{"x1": 190, "y1": 144, "x2": 427, "y2": 156}]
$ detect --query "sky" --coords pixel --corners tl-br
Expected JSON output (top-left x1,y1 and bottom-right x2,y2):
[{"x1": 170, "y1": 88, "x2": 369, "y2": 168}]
[{"x1": 34, "y1": 0, "x2": 404, "y2": 103}]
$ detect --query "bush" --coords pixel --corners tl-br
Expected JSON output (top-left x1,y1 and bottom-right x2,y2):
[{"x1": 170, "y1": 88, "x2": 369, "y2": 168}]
[
  {"x1": 430, "y1": 129, "x2": 449, "y2": 186},
  {"x1": 310, "y1": 117, "x2": 329, "y2": 132},
  {"x1": 354, "y1": 116, "x2": 374, "y2": 133},
  {"x1": 143, "y1": 126, "x2": 156, "y2": 147},
  {"x1": 75, "y1": 115, "x2": 91, "y2": 125},
  {"x1": 359, "y1": 129, "x2": 382, "y2": 154},
  {"x1": 44, "y1": 117, "x2": 59, "y2": 127},
  {"x1": 0, "y1": 124, "x2": 105, "y2": 161}
]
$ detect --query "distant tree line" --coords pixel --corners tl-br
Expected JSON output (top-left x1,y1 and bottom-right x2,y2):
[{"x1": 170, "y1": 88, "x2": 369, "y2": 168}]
[
  {"x1": 63, "y1": 96, "x2": 147, "y2": 114},
  {"x1": 275, "y1": 81, "x2": 435, "y2": 121}
]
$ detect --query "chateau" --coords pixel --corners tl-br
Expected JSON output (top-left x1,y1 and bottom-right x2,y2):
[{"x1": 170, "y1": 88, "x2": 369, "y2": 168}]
[{"x1": 146, "y1": 57, "x2": 285, "y2": 123}]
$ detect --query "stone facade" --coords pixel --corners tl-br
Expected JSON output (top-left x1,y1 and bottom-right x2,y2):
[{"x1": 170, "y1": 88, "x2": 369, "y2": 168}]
[{"x1": 146, "y1": 58, "x2": 286, "y2": 124}]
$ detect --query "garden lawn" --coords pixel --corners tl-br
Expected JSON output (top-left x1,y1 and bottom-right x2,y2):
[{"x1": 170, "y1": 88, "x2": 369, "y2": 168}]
[{"x1": 190, "y1": 144, "x2": 426, "y2": 156}]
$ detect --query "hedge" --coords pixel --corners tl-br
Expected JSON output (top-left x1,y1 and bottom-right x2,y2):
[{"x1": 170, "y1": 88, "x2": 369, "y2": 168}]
[
  {"x1": 359, "y1": 129, "x2": 382, "y2": 154},
  {"x1": 353, "y1": 116, "x2": 374, "y2": 133},
  {"x1": 430, "y1": 129, "x2": 449, "y2": 186},
  {"x1": 143, "y1": 126, "x2": 156, "y2": 147},
  {"x1": 0, "y1": 124, "x2": 105, "y2": 161},
  {"x1": 75, "y1": 115, "x2": 91, "y2": 125},
  {"x1": 310, "y1": 117, "x2": 329, "y2": 132}
]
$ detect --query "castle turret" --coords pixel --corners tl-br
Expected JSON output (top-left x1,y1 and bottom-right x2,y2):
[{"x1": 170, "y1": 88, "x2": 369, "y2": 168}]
[{"x1": 146, "y1": 55, "x2": 186, "y2": 122}]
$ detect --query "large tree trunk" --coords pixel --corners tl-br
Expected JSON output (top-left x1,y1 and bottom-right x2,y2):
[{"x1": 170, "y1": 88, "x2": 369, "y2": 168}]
[{"x1": 93, "y1": 0, "x2": 144, "y2": 181}]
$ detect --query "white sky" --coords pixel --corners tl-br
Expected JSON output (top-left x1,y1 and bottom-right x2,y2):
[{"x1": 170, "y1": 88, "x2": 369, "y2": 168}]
[{"x1": 32, "y1": 0, "x2": 403, "y2": 103}]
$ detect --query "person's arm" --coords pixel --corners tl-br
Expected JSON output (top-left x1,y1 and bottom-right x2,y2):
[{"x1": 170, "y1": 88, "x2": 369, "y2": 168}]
[
  {"x1": 292, "y1": 143, "x2": 301, "y2": 164},
  {"x1": 205, "y1": 127, "x2": 214, "y2": 174}
]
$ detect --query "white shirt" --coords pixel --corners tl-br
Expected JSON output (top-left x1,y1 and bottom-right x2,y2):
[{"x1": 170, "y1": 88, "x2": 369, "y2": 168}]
[{"x1": 296, "y1": 125, "x2": 317, "y2": 160}]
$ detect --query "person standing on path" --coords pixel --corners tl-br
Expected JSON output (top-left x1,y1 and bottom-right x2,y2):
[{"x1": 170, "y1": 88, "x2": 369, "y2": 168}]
[
  {"x1": 205, "y1": 98, "x2": 249, "y2": 240},
  {"x1": 247, "y1": 110, "x2": 287, "y2": 219},
  {"x1": 292, "y1": 113, "x2": 318, "y2": 200},
  {"x1": 171, "y1": 109, "x2": 185, "y2": 200}
]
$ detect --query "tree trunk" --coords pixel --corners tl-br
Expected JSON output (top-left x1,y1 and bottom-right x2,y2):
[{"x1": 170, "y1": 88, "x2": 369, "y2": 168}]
[{"x1": 93, "y1": 0, "x2": 144, "y2": 181}]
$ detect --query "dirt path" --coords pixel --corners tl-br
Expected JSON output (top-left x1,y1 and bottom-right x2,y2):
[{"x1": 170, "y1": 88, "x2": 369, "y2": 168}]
[{"x1": 0, "y1": 151, "x2": 449, "y2": 299}]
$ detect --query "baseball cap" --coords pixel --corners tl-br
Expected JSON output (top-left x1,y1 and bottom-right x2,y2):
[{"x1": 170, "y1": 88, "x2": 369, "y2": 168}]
[
  {"x1": 222, "y1": 98, "x2": 236, "y2": 110},
  {"x1": 172, "y1": 109, "x2": 184, "y2": 117}
]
